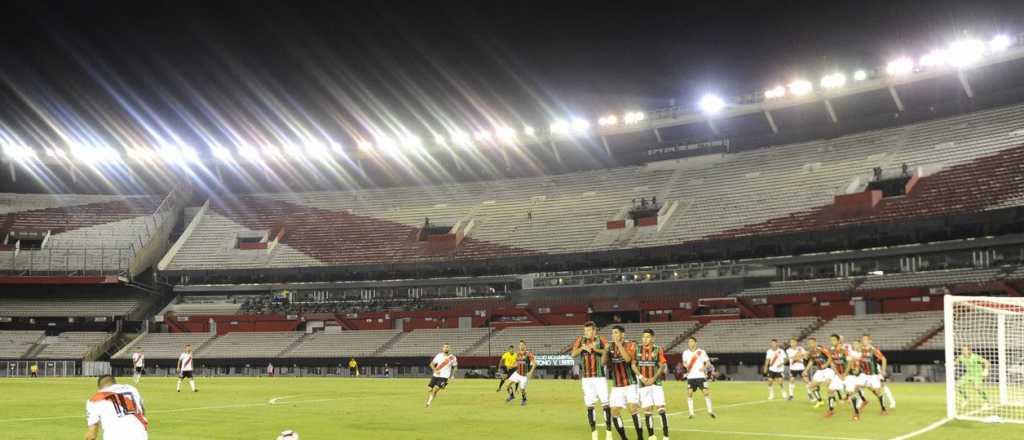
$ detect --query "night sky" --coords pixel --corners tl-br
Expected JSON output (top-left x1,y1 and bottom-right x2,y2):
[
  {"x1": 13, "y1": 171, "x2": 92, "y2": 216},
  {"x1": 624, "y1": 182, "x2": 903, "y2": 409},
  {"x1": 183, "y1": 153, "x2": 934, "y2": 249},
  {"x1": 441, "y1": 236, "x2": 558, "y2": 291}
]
[{"x1": 1, "y1": 0, "x2": 1023, "y2": 149}]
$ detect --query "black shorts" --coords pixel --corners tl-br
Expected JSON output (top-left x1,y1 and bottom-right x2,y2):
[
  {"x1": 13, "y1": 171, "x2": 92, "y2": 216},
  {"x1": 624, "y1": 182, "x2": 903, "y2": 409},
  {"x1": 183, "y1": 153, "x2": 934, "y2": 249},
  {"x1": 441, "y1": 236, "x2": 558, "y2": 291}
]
[
  {"x1": 500, "y1": 366, "x2": 511, "y2": 376},
  {"x1": 428, "y1": 376, "x2": 449, "y2": 389},
  {"x1": 767, "y1": 371, "x2": 784, "y2": 379},
  {"x1": 135, "y1": 367, "x2": 144, "y2": 374},
  {"x1": 687, "y1": 378, "x2": 708, "y2": 391},
  {"x1": 179, "y1": 371, "x2": 194, "y2": 379},
  {"x1": 789, "y1": 368, "x2": 805, "y2": 378}
]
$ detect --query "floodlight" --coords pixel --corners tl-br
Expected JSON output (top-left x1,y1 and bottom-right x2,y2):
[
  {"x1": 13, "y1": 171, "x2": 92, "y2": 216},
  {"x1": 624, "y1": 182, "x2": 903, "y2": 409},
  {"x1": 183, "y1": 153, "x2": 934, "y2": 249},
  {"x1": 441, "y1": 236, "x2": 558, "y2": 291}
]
[
  {"x1": 474, "y1": 130, "x2": 492, "y2": 142},
  {"x1": 570, "y1": 118, "x2": 590, "y2": 131},
  {"x1": 433, "y1": 134, "x2": 446, "y2": 145},
  {"x1": 523, "y1": 125, "x2": 536, "y2": 136},
  {"x1": 919, "y1": 49, "x2": 948, "y2": 68},
  {"x1": 549, "y1": 120, "x2": 569, "y2": 134},
  {"x1": 886, "y1": 57, "x2": 914, "y2": 76},
  {"x1": 159, "y1": 146, "x2": 184, "y2": 164},
  {"x1": 787, "y1": 80, "x2": 813, "y2": 96},
  {"x1": 764, "y1": 85, "x2": 786, "y2": 99},
  {"x1": 3, "y1": 145, "x2": 36, "y2": 161},
  {"x1": 330, "y1": 141, "x2": 345, "y2": 154},
  {"x1": 181, "y1": 146, "x2": 201, "y2": 163},
  {"x1": 853, "y1": 70, "x2": 868, "y2": 81},
  {"x1": 699, "y1": 94, "x2": 726, "y2": 114},
  {"x1": 357, "y1": 141, "x2": 374, "y2": 151},
  {"x1": 212, "y1": 146, "x2": 233, "y2": 162},
  {"x1": 820, "y1": 73, "x2": 847, "y2": 90},
  {"x1": 400, "y1": 135, "x2": 422, "y2": 149},
  {"x1": 990, "y1": 34, "x2": 1012, "y2": 52},
  {"x1": 451, "y1": 131, "x2": 472, "y2": 146},
  {"x1": 305, "y1": 143, "x2": 329, "y2": 158},
  {"x1": 623, "y1": 112, "x2": 646, "y2": 124},
  {"x1": 496, "y1": 126, "x2": 516, "y2": 142},
  {"x1": 598, "y1": 115, "x2": 618, "y2": 126},
  {"x1": 238, "y1": 145, "x2": 261, "y2": 162},
  {"x1": 948, "y1": 38, "x2": 985, "y2": 68},
  {"x1": 44, "y1": 148, "x2": 57, "y2": 158}
]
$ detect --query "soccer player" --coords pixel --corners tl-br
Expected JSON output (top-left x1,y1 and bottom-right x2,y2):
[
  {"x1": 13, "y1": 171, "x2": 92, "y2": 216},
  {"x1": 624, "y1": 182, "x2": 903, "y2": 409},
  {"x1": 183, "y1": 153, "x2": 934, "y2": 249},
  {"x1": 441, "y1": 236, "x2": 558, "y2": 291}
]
[
  {"x1": 826, "y1": 334, "x2": 862, "y2": 420},
  {"x1": 681, "y1": 337, "x2": 715, "y2": 419},
  {"x1": 496, "y1": 345, "x2": 517, "y2": 392},
  {"x1": 806, "y1": 337, "x2": 832, "y2": 408},
  {"x1": 175, "y1": 344, "x2": 198, "y2": 393},
  {"x1": 132, "y1": 352, "x2": 145, "y2": 384},
  {"x1": 633, "y1": 329, "x2": 669, "y2": 440},
  {"x1": 602, "y1": 325, "x2": 643, "y2": 440},
  {"x1": 763, "y1": 339, "x2": 788, "y2": 400},
  {"x1": 426, "y1": 343, "x2": 457, "y2": 408},
  {"x1": 85, "y1": 375, "x2": 148, "y2": 440},
  {"x1": 956, "y1": 345, "x2": 991, "y2": 409},
  {"x1": 786, "y1": 338, "x2": 810, "y2": 401},
  {"x1": 505, "y1": 340, "x2": 536, "y2": 406},
  {"x1": 858, "y1": 335, "x2": 889, "y2": 415},
  {"x1": 571, "y1": 321, "x2": 613, "y2": 440}
]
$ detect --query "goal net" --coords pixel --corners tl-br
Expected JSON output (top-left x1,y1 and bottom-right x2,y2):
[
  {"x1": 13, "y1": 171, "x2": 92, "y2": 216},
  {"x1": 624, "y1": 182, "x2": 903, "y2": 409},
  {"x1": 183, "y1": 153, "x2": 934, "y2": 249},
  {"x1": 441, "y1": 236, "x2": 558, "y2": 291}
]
[{"x1": 946, "y1": 295, "x2": 1024, "y2": 424}]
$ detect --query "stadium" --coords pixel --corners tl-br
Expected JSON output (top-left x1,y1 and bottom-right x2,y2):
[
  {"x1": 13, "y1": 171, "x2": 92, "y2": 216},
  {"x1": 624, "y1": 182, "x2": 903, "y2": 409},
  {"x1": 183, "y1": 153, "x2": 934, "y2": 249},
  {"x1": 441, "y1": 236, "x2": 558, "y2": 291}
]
[{"x1": 2, "y1": 2, "x2": 1024, "y2": 439}]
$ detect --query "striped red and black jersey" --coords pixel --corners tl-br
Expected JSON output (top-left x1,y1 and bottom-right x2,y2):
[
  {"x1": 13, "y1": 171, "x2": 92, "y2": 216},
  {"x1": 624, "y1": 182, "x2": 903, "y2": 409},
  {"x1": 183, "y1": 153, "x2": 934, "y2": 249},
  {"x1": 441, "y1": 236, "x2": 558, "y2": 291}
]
[
  {"x1": 636, "y1": 344, "x2": 668, "y2": 386},
  {"x1": 859, "y1": 347, "x2": 886, "y2": 375},
  {"x1": 811, "y1": 346, "x2": 831, "y2": 369},
  {"x1": 573, "y1": 335, "x2": 608, "y2": 378},
  {"x1": 607, "y1": 340, "x2": 638, "y2": 387},
  {"x1": 516, "y1": 351, "x2": 536, "y2": 376},
  {"x1": 830, "y1": 345, "x2": 850, "y2": 376}
]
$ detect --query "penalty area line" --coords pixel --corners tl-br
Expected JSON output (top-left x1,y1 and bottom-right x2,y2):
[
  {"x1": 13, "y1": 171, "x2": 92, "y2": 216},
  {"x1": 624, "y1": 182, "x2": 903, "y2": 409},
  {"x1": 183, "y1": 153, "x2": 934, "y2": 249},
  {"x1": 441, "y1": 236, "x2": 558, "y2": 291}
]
[{"x1": 0, "y1": 397, "x2": 340, "y2": 424}]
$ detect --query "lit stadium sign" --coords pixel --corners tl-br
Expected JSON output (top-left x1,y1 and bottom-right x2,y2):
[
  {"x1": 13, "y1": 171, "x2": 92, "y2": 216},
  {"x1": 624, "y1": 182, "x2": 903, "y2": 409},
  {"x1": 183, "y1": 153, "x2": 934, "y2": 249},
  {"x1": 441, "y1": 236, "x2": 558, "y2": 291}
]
[
  {"x1": 534, "y1": 355, "x2": 574, "y2": 367},
  {"x1": 646, "y1": 139, "x2": 729, "y2": 159}
]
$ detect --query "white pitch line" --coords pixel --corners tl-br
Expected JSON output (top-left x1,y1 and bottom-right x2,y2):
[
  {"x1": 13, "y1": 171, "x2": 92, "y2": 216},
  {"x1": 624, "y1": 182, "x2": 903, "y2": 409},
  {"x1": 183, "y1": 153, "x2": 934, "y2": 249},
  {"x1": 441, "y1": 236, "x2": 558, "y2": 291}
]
[
  {"x1": 889, "y1": 407, "x2": 986, "y2": 440},
  {"x1": 666, "y1": 398, "x2": 772, "y2": 416},
  {"x1": 0, "y1": 398, "x2": 339, "y2": 424},
  {"x1": 672, "y1": 428, "x2": 872, "y2": 440}
]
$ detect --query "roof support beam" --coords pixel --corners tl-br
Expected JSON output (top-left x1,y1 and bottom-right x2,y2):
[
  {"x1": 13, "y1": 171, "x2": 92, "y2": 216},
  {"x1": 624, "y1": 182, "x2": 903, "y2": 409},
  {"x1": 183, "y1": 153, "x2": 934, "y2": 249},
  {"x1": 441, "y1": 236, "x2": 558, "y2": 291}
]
[
  {"x1": 549, "y1": 141, "x2": 562, "y2": 165},
  {"x1": 653, "y1": 127, "x2": 663, "y2": 143},
  {"x1": 888, "y1": 85, "x2": 905, "y2": 112},
  {"x1": 958, "y1": 70, "x2": 975, "y2": 98},
  {"x1": 824, "y1": 99, "x2": 839, "y2": 124},
  {"x1": 601, "y1": 135, "x2": 612, "y2": 157},
  {"x1": 763, "y1": 110, "x2": 779, "y2": 134}
]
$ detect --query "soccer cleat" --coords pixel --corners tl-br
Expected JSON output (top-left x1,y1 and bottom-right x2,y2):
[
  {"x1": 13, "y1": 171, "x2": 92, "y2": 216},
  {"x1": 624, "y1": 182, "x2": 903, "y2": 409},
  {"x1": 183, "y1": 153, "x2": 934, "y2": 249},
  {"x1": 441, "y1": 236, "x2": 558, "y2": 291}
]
[
  {"x1": 709, "y1": 412, "x2": 716, "y2": 419},
  {"x1": 813, "y1": 401, "x2": 824, "y2": 409},
  {"x1": 506, "y1": 395, "x2": 514, "y2": 403},
  {"x1": 852, "y1": 414, "x2": 860, "y2": 422},
  {"x1": 592, "y1": 432, "x2": 599, "y2": 440},
  {"x1": 880, "y1": 409, "x2": 888, "y2": 416},
  {"x1": 824, "y1": 410, "x2": 834, "y2": 418},
  {"x1": 787, "y1": 395, "x2": 794, "y2": 401},
  {"x1": 688, "y1": 414, "x2": 694, "y2": 419},
  {"x1": 520, "y1": 399, "x2": 527, "y2": 406}
]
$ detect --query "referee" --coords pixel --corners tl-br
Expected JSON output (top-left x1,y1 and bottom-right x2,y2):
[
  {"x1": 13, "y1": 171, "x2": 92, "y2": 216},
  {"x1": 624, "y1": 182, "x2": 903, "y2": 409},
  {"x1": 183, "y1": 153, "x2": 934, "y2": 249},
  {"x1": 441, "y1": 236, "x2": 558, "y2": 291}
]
[{"x1": 496, "y1": 345, "x2": 517, "y2": 391}]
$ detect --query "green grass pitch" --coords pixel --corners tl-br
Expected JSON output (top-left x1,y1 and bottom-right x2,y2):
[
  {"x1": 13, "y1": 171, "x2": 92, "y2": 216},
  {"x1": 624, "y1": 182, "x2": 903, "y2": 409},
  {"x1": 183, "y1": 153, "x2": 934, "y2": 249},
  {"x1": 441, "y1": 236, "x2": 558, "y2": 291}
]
[{"x1": 0, "y1": 376, "x2": 1015, "y2": 439}]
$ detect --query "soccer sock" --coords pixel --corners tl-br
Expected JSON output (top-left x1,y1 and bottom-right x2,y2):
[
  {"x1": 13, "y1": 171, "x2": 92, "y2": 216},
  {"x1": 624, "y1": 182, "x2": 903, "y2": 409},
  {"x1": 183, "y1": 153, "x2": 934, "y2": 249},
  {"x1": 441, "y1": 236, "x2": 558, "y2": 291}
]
[
  {"x1": 857, "y1": 390, "x2": 866, "y2": 402},
  {"x1": 587, "y1": 407, "x2": 597, "y2": 432},
  {"x1": 705, "y1": 397, "x2": 713, "y2": 414},
  {"x1": 631, "y1": 414, "x2": 643, "y2": 439},
  {"x1": 613, "y1": 417, "x2": 628, "y2": 439},
  {"x1": 427, "y1": 393, "x2": 434, "y2": 406},
  {"x1": 828, "y1": 396, "x2": 835, "y2": 411},
  {"x1": 878, "y1": 394, "x2": 886, "y2": 411},
  {"x1": 813, "y1": 387, "x2": 822, "y2": 401},
  {"x1": 644, "y1": 413, "x2": 654, "y2": 437},
  {"x1": 176, "y1": 379, "x2": 181, "y2": 391},
  {"x1": 768, "y1": 385, "x2": 774, "y2": 399},
  {"x1": 687, "y1": 397, "x2": 694, "y2": 415},
  {"x1": 883, "y1": 385, "x2": 895, "y2": 406},
  {"x1": 789, "y1": 383, "x2": 795, "y2": 396},
  {"x1": 497, "y1": 378, "x2": 505, "y2": 390},
  {"x1": 521, "y1": 390, "x2": 527, "y2": 401},
  {"x1": 604, "y1": 407, "x2": 612, "y2": 431},
  {"x1": 508, "y1": 386, "x2": 515, "y2": 399},
  {"x1": 190, "y1": 379, "x2": 197, "y2": 391},
  {"x1": 851, "y1": 397, "x2": 860, "y2": 415},
  {"x1": 659, "y1": 410, "x2": 669, "y2": 437}
]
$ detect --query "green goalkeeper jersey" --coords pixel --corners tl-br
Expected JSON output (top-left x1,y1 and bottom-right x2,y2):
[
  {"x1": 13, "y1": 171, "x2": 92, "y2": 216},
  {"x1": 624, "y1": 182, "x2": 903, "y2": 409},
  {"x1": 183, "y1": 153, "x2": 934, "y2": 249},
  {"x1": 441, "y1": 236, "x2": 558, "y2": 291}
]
[{"x1": 959, "y1": 353, "x2": 986, "y2": 377}]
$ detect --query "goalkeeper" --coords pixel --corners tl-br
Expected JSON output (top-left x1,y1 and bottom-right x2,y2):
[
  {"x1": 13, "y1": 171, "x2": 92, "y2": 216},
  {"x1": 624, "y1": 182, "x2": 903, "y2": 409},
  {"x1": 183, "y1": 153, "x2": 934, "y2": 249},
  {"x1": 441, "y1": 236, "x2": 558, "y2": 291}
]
[{"x1": 956, "y1": 345, "x2": 991, "y2": 407}]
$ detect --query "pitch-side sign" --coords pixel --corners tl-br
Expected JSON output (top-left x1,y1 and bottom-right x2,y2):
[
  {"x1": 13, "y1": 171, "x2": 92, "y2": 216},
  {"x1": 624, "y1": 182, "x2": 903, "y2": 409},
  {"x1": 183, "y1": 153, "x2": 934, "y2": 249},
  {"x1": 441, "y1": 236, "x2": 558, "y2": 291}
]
[{"x1": 535, "y1": 355, "x2": 575, "y2": 367}]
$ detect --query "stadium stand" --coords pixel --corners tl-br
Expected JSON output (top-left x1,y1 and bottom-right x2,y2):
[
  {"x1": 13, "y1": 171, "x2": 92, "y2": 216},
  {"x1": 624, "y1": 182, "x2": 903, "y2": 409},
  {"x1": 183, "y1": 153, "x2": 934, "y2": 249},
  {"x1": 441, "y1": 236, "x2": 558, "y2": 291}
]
[
  {"x1": 160, "y1": 103, "x2": 1024, "y2": 272},
  {"x1": 685, "y1": 317, "x2": 819, "y2": 353},
  {"x1": 917, "y1": 330, "x2": 945, "y2": 350},
  {"x1": 114, "y1": 332, "x2": 216, "y2": 360},
  {"x1": 283, "y1": 330, "x2": 401, "y2": 358},
  {"x1": 610, "y1": 321, "x2": 702, "y2": 350},
  {"x1": 0, "y1": 330, "x2": 45, "y2": 358},
  {"x1": 464, "y1": 325, "x2": 579, "y2": 356},
  {"x1": 195, "y1": 332, "x2": 305, "y2": 359},
  {"x1": 33, "y1": 332, "x2": 112, "y2": 359},
  {"x1": 0, "y1": 297, "x2": 140, "y2": 317},
  {"x1": 808, "y1": 311, "x2": 944, "y2": 351},
  {"x1": 734, "y1": 267, "x2": 1008, "y2": 297},
  {"x1": 381, "y1": 328, "x2": 492, "y2": 356}
]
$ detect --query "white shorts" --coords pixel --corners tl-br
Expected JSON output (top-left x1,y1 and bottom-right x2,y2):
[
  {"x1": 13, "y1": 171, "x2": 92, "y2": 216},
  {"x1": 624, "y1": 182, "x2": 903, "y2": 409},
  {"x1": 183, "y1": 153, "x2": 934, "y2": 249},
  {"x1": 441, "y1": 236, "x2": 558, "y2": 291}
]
[
  {"x1": 610, "y1": 384, "x2": 640, "y2": 408},
  {"x1": 812, "y1": 368, "x2": 835, "y2": 384},
  {"x1": 582, "y1": 377, "x2": 610, "y2": 406},
  {"x1": 859, "y1": 374, "x2": 882, "y2": 390},
  {"x1": 639, "y1": 385, "x2": 666, "y2": 408},
  {"x1": 829, "y1": 375, "x2": 859, "y2": 393},
  {"x1": 508, "y1": 372, "x2": 529, "y2": 390}
]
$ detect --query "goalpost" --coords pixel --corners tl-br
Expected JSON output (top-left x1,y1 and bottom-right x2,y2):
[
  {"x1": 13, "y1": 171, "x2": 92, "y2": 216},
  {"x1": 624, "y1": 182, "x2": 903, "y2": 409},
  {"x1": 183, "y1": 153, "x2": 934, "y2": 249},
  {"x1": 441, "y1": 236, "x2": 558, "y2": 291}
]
[{"x1": 945, "y1": 295, "x2": 1024, "y2": 424}]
